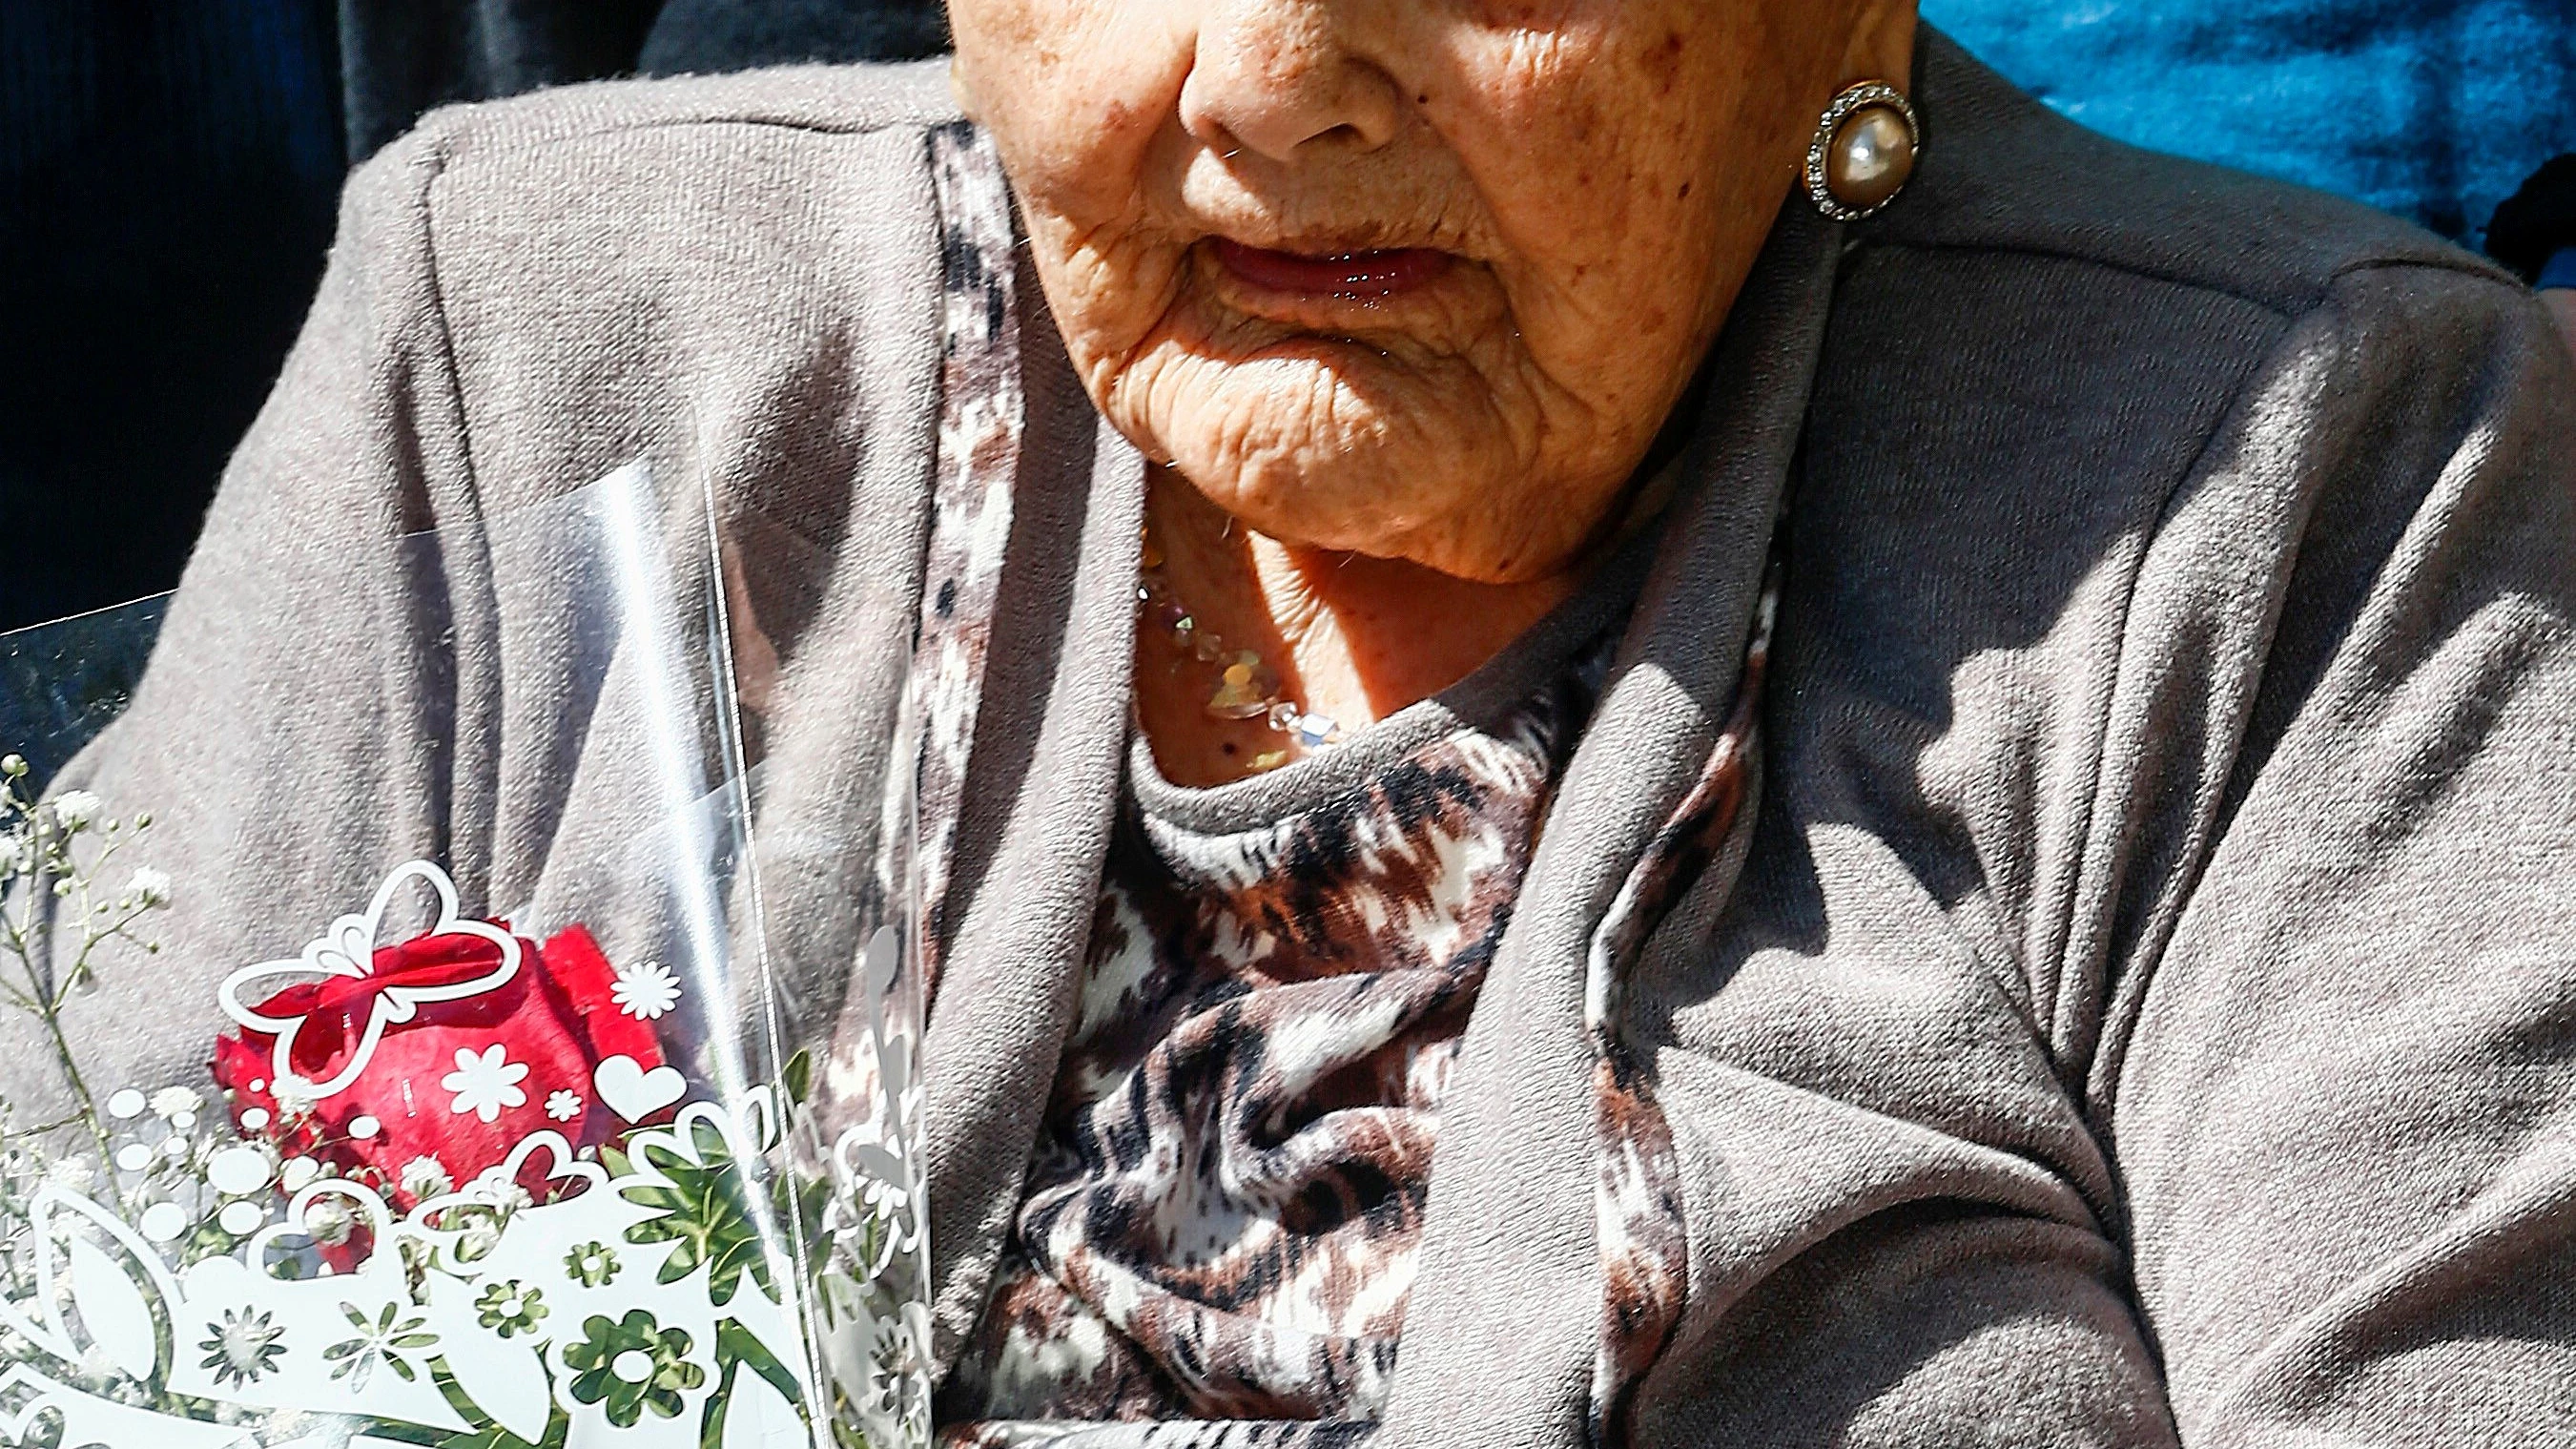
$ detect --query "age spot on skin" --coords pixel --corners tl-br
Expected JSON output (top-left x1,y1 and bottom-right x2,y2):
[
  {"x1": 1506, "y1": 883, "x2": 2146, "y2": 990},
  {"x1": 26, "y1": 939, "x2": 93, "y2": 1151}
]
[{"x1": 1647, "y1": 31, "x2": 1686, "y2": 93}]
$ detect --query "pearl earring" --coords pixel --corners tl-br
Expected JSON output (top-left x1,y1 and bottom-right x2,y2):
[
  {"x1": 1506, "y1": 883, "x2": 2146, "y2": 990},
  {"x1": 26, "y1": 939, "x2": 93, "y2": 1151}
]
[{"x1": 1805, "y1": 81, "x2": 1921, "y2": 222}]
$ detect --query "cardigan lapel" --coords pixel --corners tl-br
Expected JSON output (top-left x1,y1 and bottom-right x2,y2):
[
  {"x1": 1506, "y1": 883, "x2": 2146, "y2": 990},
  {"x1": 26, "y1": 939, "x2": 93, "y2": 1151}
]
[
  {"x1": 1381, "y1": 200, "x2": 1844, "y2": 1449},
  {"x1": 916, "y1": 393, "x2": 1146, "y2": 1371}
]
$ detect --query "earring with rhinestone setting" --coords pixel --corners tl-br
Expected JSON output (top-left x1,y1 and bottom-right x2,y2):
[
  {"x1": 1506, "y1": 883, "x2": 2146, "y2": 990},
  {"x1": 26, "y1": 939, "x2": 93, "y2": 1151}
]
[{"x1": 1805, "y1": 81, "x2": 1920, "y2": 221}]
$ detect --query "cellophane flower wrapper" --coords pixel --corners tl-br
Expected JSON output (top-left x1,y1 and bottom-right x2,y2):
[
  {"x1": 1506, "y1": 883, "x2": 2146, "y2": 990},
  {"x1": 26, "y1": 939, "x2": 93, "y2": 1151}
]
[{"x1": 0, "y1": 464, "x2": 929, "y2": 1448}]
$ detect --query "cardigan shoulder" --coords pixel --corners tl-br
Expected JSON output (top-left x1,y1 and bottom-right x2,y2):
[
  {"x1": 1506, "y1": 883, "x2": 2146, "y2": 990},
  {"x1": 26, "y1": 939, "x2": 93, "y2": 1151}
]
[
  {"x1": 379, "y1": 57, "x2": 965, "y2": 174},
  {"x1": 1886, "y1": 31, "x2": 2517, "y2": 319},
  {"x1": 1809, "y1": 33, "x2": 2559, "y2": 641},
  {"x1": 1785, "y1": 32, "x2": 2575, "y2": 1067},
  {"x1": 317, "y1": 59, "x2": 966, "y2": 536}
]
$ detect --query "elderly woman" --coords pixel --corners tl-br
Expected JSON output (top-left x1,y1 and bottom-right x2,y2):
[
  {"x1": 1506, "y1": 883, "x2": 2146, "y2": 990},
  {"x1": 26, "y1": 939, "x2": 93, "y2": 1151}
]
[{"x1": 21, "y1": 0, "x2": 2576, "y2": 1444}]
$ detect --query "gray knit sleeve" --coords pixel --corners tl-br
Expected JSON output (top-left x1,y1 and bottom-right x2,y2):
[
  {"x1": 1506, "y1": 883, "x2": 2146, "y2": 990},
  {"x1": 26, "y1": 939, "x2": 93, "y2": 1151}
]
[{"x1": 2109, "y1": 264, "x2": 2576, "y2": 1443}]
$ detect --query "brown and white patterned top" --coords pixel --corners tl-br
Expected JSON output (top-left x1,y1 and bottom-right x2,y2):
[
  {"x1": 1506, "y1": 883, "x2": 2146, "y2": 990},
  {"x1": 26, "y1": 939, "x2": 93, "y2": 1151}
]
[
  {"x1": 940, "y1": 615, "x2": 1618, "y2": 1442},
  {"x1": 935, "y1": 570, "x2": 1776, "y2": 1449}
]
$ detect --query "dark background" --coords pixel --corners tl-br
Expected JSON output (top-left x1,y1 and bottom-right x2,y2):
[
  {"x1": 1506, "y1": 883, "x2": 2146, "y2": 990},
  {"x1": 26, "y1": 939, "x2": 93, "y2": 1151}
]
[
  {"x1": 2, "y1": 0, "x2": 2568, "y2": 634},
  {"x1": 0, "y1": 0, "x2": 947, "y2": 634}
]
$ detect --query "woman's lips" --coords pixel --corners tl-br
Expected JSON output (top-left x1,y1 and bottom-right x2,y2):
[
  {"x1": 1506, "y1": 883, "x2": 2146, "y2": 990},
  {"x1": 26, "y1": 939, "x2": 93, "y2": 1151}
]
[{"x1": 1209, "y1": 238, "x2": 1453, "y2": 300}]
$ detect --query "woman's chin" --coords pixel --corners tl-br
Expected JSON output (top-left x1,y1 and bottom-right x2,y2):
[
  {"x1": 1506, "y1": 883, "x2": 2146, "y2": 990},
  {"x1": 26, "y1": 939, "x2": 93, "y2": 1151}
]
[
  {"x1": 1161, "y1": 456, "x2": 1589, "y2": 585},
  {"x1": 1154, "y1": 421, "x2": 1473, "y2": 564},
  {"x1": 1113, "y1": 344, "x2": 1549, "y2": 563}
]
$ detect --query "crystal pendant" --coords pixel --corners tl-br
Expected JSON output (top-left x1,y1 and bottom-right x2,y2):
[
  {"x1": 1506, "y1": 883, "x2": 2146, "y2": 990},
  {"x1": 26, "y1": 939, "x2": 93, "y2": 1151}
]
[
  {"x1": 1291, "y1": 713, "x2": 1340, "y2": 749},
  {"x1": 1206, "y1": 655, "x2": 1277, "y2": 720}
]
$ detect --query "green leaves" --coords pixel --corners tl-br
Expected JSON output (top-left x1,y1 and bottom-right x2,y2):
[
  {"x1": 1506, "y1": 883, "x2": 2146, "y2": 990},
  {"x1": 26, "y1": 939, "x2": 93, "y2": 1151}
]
[
  {"x1": 430, "y1": 1387, "x2": 568, "y2": 1449},
  {"x1": 618, "y1": 1115, "x2": 775, "y2": 1307},
  {"x1": 694, "y1": 1318, "x2": 811, "y2": 1449},
  {"x1": 561, "y1": 1240, "x2": 620, "y2": 1288},
  {"x1": 426, "y1": 1356, "x2": 567, "y2": 1449}
]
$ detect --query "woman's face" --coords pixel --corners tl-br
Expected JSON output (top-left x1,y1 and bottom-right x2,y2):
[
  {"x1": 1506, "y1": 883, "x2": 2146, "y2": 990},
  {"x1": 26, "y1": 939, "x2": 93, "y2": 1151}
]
[{"x1": 950, "y1": 0, "x2": 1915, "y2": 582}]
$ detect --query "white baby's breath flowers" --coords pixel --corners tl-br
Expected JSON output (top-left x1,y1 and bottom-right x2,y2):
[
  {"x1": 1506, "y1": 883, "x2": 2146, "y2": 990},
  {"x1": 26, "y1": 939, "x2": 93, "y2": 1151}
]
[
  {"x1": 44, "y1": 1156, "x2": 94, "y2": 1195},
  {"x1": 398, "y1": 1154, "x2": 453, "y2": 1200},
  {"x1": 301, "y1": 1197, "x2": 355, "y2": 1246},
  {"x1": 72, "y1": 1342, "x2": 119, "y2": 1385},
  {"x1": 125, "y1": 867, "x2": 172, "y2": 909},
  {"x1": 468, "y1": 1168, "x2": 533, "y2": 1212},
  {"x1": 151, "y1": 1087, "x2": 202, "y2": 1121},
  {"x1": 49, "y1": 791, "x2": 101, "y2": 832}
]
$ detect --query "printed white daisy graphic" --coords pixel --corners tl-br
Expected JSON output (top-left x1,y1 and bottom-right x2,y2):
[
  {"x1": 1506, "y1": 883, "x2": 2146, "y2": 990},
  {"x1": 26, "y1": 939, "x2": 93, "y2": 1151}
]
[
  {"x1": 546, "y1": 1089, "x2": 584, "y2": 1121},
  {"x1": 610, "y1": 960, "x2": 683, "y2": 1021},
  {"x1": 441, "y1": 1045, "x2": 529, "y2": 1123}
]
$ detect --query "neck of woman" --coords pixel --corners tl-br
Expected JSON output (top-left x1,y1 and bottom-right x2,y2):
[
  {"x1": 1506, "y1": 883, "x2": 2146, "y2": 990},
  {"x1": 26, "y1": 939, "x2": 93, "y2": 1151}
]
[{"x1": 1136, "y1": 465, "x2": 1582, "y2": 788}]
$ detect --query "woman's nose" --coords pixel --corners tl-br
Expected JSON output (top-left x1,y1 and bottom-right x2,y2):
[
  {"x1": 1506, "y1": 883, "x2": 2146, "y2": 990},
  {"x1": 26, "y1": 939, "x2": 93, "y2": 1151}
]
[{"x1": 1179, "y1": 1, "x2": 1405, "y2": 161}]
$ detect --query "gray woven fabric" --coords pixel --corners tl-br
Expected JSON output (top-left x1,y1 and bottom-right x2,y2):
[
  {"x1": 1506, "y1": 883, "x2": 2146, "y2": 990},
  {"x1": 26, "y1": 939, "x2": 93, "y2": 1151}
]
[{"x1": 14, "y1": 30, "x2": 2576, "y2": 1447}]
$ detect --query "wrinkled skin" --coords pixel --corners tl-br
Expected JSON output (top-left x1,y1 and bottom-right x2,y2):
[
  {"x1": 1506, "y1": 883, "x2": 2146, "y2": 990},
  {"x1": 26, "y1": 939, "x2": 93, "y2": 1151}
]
[
  {"x1": 953, "y1": 0, "x2": 1915, "y2": 581},
  {"x1": 950, "y1": 0, "x2": 1916, "y2": 782}
]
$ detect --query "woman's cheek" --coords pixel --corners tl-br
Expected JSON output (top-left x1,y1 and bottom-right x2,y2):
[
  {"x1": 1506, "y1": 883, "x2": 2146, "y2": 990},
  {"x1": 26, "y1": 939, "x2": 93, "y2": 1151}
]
[
  {"x1": 959, "y1": 1, "x2": 1177, "y2": 199},
  {"x1": 1446, "y1": 30, "x2": 1678, "y2": 294}
]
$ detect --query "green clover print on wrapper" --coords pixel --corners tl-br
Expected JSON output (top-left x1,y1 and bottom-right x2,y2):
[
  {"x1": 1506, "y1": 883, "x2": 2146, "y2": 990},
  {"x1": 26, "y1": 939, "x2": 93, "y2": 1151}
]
[
  {"x1": 565, "y1": 1240, "x2": 621, "y2": 1287},
  {"x1": 564, "y1": 1309, "x2": 705, "y2": 1427},
  {"x1": 475, "y1": 1279, "x2": 548, "y2": 1337}
]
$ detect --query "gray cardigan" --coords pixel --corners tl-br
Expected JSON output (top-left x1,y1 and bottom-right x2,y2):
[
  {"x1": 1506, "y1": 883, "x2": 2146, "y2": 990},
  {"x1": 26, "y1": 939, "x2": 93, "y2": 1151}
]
[{"x1": 21, "y1": 31, "x2": 2576, "y2": 1447}]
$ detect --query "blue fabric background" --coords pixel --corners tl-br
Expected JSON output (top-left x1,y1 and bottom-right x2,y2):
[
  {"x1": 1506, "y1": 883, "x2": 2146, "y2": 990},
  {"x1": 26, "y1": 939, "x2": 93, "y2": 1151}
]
[{"x1": 1928, "y1": 0, "x2": 2576, "y2": 241}]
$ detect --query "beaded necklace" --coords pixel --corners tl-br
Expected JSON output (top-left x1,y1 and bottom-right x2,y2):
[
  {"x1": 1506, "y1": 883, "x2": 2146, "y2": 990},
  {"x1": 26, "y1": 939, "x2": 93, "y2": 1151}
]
[{"x1": 1137, "y1": 527, "x2": 1344, "y2": 771}]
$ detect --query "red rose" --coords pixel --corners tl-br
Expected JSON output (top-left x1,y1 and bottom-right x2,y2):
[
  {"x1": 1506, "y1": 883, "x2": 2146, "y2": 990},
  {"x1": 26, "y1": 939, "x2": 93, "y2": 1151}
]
[{"x1": 211, "y1": 922, "x2": 670, "y2": 1211}]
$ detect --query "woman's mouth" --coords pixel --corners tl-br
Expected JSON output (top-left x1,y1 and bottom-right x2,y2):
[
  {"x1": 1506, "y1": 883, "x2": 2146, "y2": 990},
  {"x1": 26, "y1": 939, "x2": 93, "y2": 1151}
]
[{"x1": 1209, "y1": 238, "x2": 1454, "y2": 300}]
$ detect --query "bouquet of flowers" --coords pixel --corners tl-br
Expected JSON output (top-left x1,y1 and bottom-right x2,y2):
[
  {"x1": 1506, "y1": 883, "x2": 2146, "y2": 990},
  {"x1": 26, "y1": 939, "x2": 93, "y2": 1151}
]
[{"x1": 0, "y1": 465, "x2": 930, "y2": 1448}]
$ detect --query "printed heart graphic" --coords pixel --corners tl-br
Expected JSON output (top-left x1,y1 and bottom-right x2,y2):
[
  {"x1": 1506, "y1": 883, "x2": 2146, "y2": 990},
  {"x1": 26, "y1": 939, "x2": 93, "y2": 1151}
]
[{"x1": 593, "y1": 1055, "x2": 687, "y2": 1122}]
